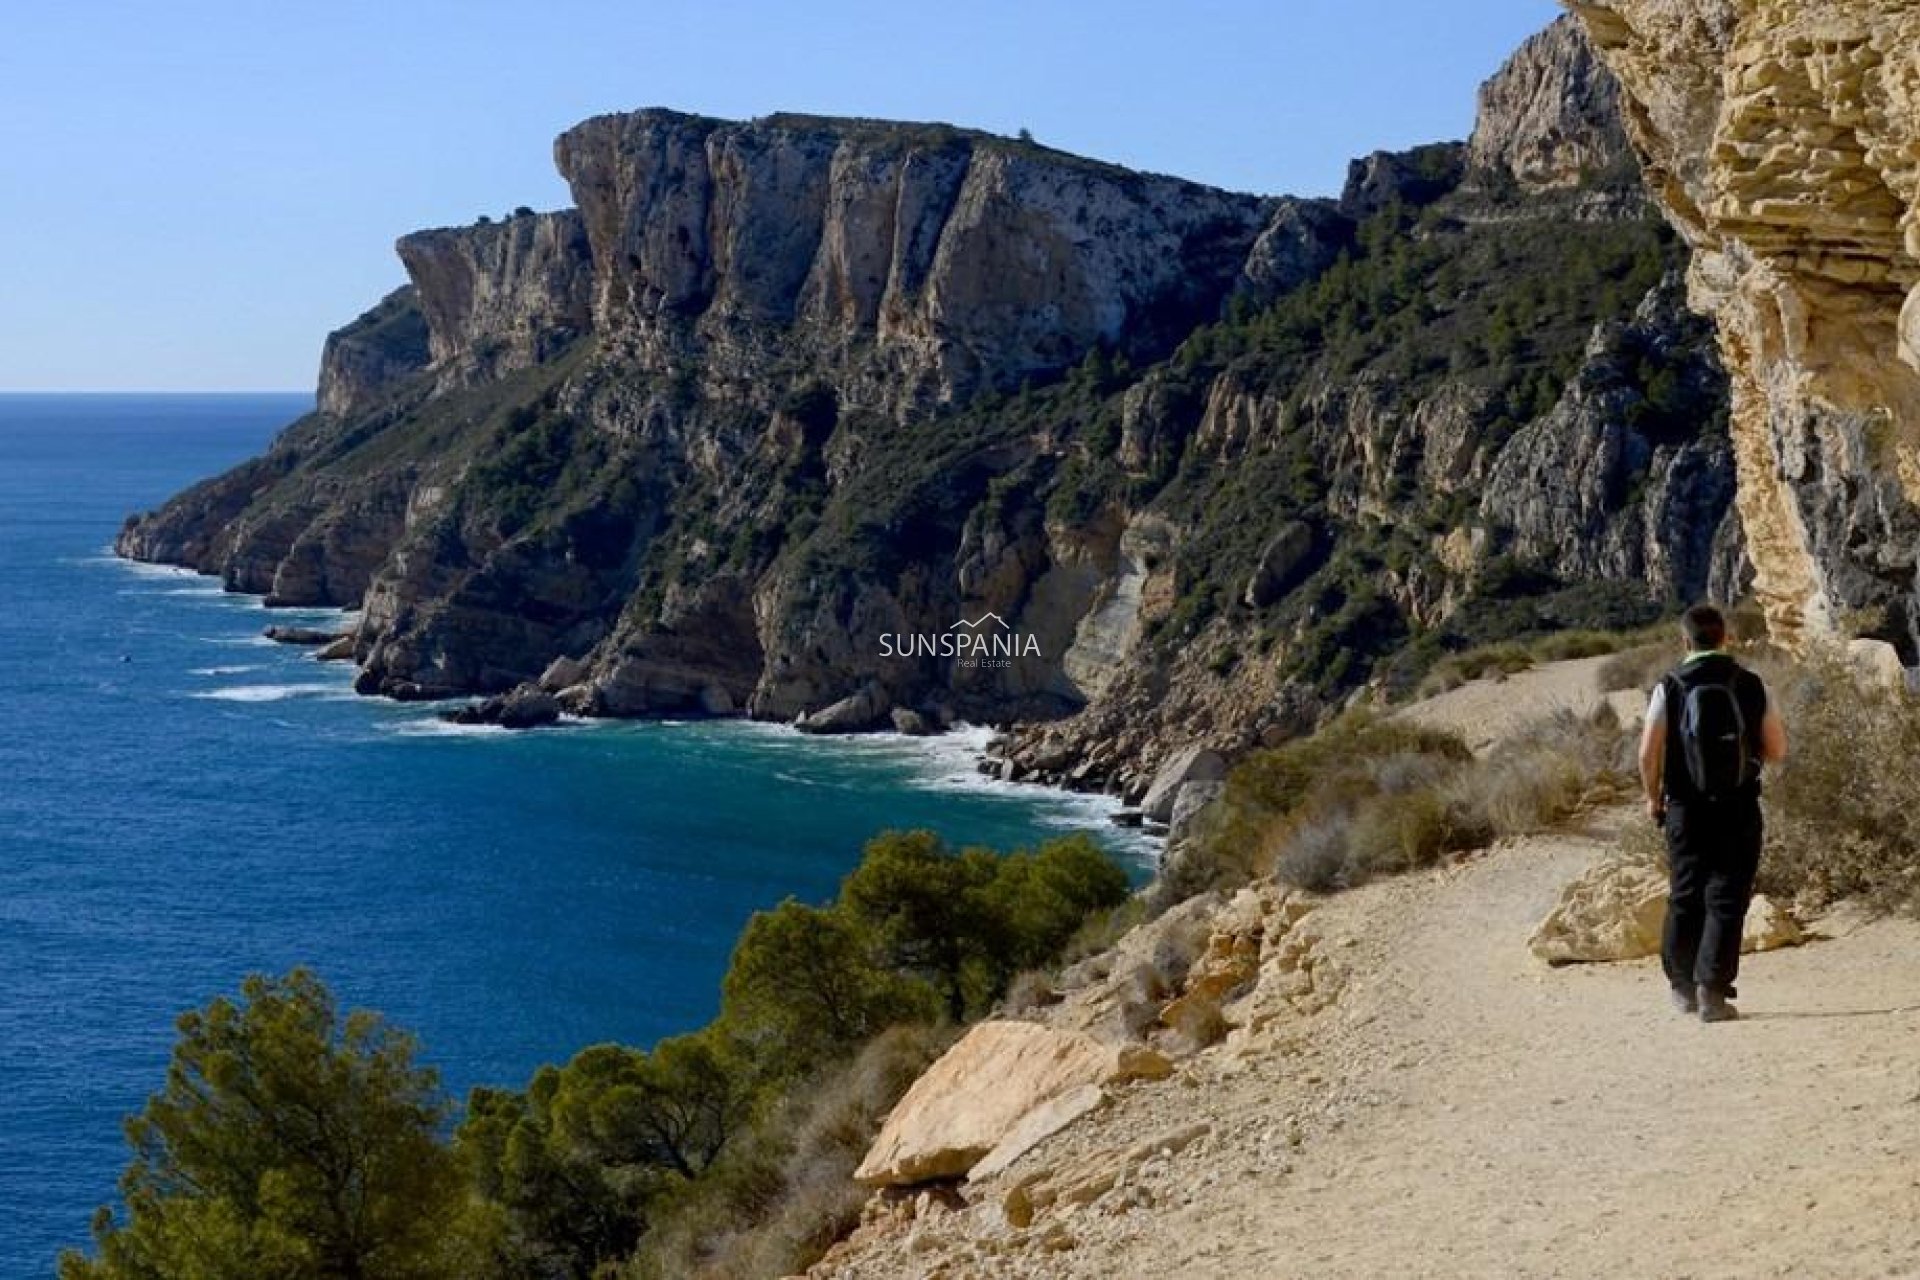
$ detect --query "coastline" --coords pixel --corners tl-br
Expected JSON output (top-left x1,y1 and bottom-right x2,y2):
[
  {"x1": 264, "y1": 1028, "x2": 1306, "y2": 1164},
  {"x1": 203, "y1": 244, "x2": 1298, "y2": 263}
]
[{"x1": 109, "y1": 547, "x2": 1164, "y2": 870}]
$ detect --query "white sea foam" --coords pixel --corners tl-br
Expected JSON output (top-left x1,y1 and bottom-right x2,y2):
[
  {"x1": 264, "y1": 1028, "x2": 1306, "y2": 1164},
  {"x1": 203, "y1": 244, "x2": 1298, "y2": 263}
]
[
  {"x1": 101, "y1": 557, "x2": 202, "y2": 580},
  {"x1": 189, "y1": 665, "x2": 263, "y2": 676},
  {"x1": 386, "y1": 717, "x2": 510, "y2": 738},
  {"x1": 192, "y1": 683, "x2": 346, "y2": 703},
  {"x1": 682, "y1": 718, "x2": 1161, "y2": 867}
]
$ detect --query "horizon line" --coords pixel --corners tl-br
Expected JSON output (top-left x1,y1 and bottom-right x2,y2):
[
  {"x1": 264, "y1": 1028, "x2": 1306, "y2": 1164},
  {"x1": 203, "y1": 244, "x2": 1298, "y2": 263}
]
[{"x1": 0, "y1": 388, "x2": 312, "y2": 397}]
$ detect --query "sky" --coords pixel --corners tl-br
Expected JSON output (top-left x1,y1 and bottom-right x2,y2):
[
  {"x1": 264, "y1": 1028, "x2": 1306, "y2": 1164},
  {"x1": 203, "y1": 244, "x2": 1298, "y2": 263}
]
[{"x1": 0, "y1": 0, "x2": 1562, "y2": 392}]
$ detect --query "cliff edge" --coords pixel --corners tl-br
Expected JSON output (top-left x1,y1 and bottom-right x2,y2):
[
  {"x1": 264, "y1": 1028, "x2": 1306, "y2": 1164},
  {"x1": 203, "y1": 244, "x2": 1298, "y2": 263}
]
[{"x1": 1570, "y1": 0, "x2": 1920, "y2": 668}]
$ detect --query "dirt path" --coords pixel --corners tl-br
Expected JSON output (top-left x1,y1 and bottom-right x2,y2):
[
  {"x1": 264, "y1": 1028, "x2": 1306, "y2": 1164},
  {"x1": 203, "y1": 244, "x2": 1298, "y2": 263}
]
[
  {"x1": 1395, "y1": 654, "x2": 1646, "y2": 752},
  {"x1": 817, "y1": 817, "x2": 1920, "y2": 1279}
]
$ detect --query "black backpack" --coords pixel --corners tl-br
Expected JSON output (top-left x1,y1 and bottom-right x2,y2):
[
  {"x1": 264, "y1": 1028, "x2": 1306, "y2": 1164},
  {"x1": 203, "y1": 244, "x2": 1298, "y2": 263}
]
[{"x1": 1664, "y1": 666, "x2": 1754, "y2": 800}]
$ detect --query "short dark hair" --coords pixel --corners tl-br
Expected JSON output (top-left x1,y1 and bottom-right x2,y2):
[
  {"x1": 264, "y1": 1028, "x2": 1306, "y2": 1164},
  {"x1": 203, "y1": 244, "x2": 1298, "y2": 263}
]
[{"x1": 1682, "y1": 603, "x2": 1726, "y2": 650}]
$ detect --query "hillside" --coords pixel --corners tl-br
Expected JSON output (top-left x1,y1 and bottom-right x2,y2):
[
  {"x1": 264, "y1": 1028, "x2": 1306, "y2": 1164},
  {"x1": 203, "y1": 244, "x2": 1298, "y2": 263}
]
[
  {"x1": 807, "y1": 664, "x2": 1920, "y2": 1278},
  {"x1": 116, "y1": 17, "x2": 1737, "y2": 797}
]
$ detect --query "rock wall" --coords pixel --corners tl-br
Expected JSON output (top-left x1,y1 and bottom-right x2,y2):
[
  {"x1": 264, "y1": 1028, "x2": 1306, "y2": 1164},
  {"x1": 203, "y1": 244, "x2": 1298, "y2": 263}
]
[
  {"x1": 1569, "y1": 0, "x2": 1920, "y2": 661},
  {"x1": 395, "y1": 210, "x2": 594, "y2": 389},
  {"x1": 552, "y1": 111, "x2": 1273, "y2": 415},
  {"x1": 1469, "y1": 15, "x2": 1634, "y2": 190}
]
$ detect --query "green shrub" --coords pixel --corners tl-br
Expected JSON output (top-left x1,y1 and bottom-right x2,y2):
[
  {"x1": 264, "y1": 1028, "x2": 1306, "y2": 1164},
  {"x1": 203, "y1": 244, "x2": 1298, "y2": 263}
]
[
  {"x1": 628, "y1": 1025, "x2": 949, "y2": 1280},
  {"x1": 62, "y1": 971, "x2": 476, "y2": 1280},
  {"x1": 1416, "y1": 643, "x2": 1534, "y2": 697}
]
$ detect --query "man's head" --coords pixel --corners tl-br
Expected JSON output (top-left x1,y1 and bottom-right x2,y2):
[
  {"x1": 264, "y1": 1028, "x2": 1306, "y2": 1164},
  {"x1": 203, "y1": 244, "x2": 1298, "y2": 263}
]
[{"x1": 1681, "y1": 603, "x2": 1727, "y2": 651}]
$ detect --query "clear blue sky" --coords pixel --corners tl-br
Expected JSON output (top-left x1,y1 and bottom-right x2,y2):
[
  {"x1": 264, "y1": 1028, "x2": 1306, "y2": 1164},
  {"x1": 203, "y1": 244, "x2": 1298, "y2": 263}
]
[{"x1": 0, "y1": 0, "x2": 1561, "y2": 392}]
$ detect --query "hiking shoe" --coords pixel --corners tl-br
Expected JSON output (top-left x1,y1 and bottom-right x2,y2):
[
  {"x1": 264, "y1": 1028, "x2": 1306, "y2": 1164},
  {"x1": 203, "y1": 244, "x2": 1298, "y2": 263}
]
[
  {"x1": 1669, "y1": 985, "x2": 1698, "y2": 1014},
  {"x1": 1697, "y1": 986, "x2": 1739, "y2": 1023}
]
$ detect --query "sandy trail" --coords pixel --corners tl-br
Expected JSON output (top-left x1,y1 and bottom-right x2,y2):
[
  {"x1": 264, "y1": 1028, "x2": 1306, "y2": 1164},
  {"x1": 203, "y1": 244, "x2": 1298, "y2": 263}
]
[
  {"x1": 817, "y1": 657, "x2": 1920, "y2": 1279},
  {"x1": 820, "y1": 815, "x2": 1920, "y2": 1279}
]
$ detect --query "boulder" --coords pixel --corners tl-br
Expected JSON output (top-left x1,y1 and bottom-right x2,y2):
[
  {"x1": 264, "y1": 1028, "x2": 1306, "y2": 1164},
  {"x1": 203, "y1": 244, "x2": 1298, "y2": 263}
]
[
  {"x1": 1167, "y1": 778, "x2": 1225, "y2": 845},
  {"x1": 796, "y1": 681, "x2": 887, "y2": 734},
  {"x1": 853, "y1": 1021, "x2": 1170, "y2": 1187},
  {"x1": 263, "y1": 625, "x2": 346, "y2": 646},
  {"x1": 1531, "y1": 855, "x2": 1806, "y2": 964},
  {"x1": 1529, "y1": 854, "x2": 1668, "y2": 965},
  {"x1": 890, "y1": 706, "x2": 934, "y2": 736},
  {"x1": 1742, "y1": 894, "x2": 1805, "y2": 952},
  {"x1": 1139, "y1": 745, "x2": 1228, "y2": 825},
  {"x1": 315, "y1": 634, "x2": 357, "y2": 662},
  {"x1": 1846, "y1": 639, "x2": 1909, "y2": 694},
  {"x1": 538, "y1": 655, "x2": 590, "y2": 692},
  {"x1": 495, "y1": 687, "x2": 562, "y2": 729},
  {"x1": 1242, "y1": 521, "x2": 1315, "y2": 608},
  {"x1": 440, "y1": 684, "x2": 562, "y2": 730},
  {"x1": 968, "y1": 1083, "x2": 1107, "y2": 1182}
]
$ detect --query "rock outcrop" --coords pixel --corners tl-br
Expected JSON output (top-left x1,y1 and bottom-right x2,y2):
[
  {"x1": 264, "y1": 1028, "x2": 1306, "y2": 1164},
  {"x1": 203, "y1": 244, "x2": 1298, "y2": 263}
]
[
  {"x1": 852, "y1": 1021, "x2": 1171, "y2": 1187},
  {"x1": 1529, "y1": 850, "x2": 1805, "y2": 964},
  {"x1": 395, "y1": 210, "x2": 593, "y2": 389},
  {"x1": 316, "y1": 288, "x2": 430, "y2": 418},
  {"x1": 1570, "y1": 0, "x2": 1920, "y2": 666},
  {"x1": 1468, "y1": 13, "x2": 1633, "y2": 190}
]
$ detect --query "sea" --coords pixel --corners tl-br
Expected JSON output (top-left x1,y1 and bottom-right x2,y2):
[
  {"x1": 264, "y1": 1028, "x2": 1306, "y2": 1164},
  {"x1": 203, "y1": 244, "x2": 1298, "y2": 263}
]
[{"x1": 0, "y1": 393, "x2": 1153, "y2": 1278}]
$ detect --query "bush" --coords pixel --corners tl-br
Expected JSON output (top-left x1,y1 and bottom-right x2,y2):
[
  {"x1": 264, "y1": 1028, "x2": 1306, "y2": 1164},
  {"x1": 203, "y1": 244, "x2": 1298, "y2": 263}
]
[
  {"x1": 1596, "y1": 641, "x2": 1673, "y2": 693},
  {"x1": 1260, "y1": 707, "x2": 1631, "y2": 894},
  {"x1": 629, "y1": 1025, "x2": 949, "y2": 1280},
  {"x1": 1757, "y1": 654, "x2": 1920, "y2": 911},
  {"x1": 1415, "y1": 643, "x2": 1533, "y2": 697},
  {"x1": 1275, "y1": 818, "x2": 1355, "y2": 893}
]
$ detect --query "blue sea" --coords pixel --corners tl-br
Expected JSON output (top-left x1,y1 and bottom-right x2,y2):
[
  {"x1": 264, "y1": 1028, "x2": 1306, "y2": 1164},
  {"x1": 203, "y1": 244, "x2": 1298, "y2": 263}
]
[{"x1": 0, "y1": 394, "x2": 1149, "y2": 1278}]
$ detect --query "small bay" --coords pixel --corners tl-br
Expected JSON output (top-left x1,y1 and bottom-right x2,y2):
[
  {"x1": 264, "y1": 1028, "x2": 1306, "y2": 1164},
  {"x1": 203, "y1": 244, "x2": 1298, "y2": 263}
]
[{"x1": 0, "y1": 394, "x2": 1149, "y2": 1277}]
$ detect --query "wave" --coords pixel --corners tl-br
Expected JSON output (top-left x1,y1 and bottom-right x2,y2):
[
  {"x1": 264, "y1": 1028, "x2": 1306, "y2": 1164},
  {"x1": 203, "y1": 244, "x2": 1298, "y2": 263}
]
[
  {"x1": 190, "y1": 683, "x2": 348, "y2": 703},
  {"x1": 385, "y1": 718, "x2": 510, "y2": 738},
  {"x1": 189, "y1": 665, "x2": 262, "y2": 676}
]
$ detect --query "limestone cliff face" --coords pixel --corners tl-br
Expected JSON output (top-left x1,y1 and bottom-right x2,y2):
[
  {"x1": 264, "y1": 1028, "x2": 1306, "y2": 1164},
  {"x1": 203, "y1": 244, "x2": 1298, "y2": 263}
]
[
  {"x1": 1468, "y1": 13, "x2": 1633, "y2": 190},
  {"x1": 119, "y1": 16, "x2": 1740, "y2": 787},
  {"x1": 552, "y1": 111, "x2": 1272, "y2": 415},
  {"x1": 395, "y1": 210, "x2": 593, "y2": 389},
  {"x1": 315, "y1": 287, "x2": 430, "y2": 418},
  {"x1": 1569, "y1": 0, "x2": 1920, "y2": 661}
]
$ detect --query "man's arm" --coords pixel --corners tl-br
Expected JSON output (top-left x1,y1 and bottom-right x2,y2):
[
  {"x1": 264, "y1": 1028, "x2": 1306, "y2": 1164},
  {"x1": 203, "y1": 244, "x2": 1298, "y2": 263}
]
[
  {"x1": 1759, "y1": 706, "x2": 1788, "y2": 763},
  {"x1": 1639, "y1": 688, "x2": 1666, "y2": 822}
]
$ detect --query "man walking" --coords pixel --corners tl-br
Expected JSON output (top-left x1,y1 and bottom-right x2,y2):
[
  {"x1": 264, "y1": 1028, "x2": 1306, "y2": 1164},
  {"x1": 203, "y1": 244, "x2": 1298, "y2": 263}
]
[{"x1": 1638, "y1": 604, "x2": 1788, "y2": 1023}]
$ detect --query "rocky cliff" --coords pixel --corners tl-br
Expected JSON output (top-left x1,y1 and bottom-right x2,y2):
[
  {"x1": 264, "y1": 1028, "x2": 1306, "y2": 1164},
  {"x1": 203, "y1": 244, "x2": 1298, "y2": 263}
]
[
  {"x1": 119, "y1": 16, "x2": 1737, "y2": 790},
  {"x1": 1569, "y1": 0, "x2": 1920, "y2": 665}
]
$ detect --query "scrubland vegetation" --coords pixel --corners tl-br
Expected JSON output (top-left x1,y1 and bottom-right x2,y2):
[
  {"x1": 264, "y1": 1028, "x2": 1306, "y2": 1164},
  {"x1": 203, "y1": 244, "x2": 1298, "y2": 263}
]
[{"x1": 62, "y1": 833, "x2": 1131, "y2": 1280}]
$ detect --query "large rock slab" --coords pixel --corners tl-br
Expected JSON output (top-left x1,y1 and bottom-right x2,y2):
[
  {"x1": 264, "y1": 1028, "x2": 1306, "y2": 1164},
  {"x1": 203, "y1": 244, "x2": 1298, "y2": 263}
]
[
  {"x1": 1531, "y1": 853, "x2": 1806, "y2": 965},
  {"x1": 853, "y1": 1021, "x2": 1169, "y2": 1188},
  {"x1": 1139, "y1": 745, "x2": 1228, "y2": 825}
]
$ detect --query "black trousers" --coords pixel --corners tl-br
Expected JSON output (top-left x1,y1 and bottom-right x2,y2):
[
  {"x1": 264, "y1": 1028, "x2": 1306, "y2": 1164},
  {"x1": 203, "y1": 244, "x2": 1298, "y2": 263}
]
[{"x1": 1662, "y1": 797, "x2": 1763, "y2": 995}]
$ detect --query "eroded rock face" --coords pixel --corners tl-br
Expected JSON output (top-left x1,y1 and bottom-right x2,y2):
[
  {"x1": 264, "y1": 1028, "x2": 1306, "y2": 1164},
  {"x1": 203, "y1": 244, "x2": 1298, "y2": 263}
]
[
  {"x1": 1481, "y1": 270, "x2": 1744, "y2": 599},
  {"x1": 1469, "y1": 15, "x2": 1634, "y2": 190},
  {"x1": 1570, "y1": 0, "x2": 1920, "y2": 661},
  {"x1": 553, "y1": 111, "x2": 1274, "y2": 414},
  {"x1": 395, "y1": 210, "x2": 593, "y2": 389},
  {"x1": 316, "y1": 288, "x2": 430, "y2": 417}
]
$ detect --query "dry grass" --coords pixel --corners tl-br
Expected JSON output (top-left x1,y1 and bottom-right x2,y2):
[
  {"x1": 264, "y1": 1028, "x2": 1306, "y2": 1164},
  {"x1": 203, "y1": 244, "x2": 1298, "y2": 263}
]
[
  {"x1": 1754, "y1": 654, "x2": 1920, "y2": 912},
  {"x1": 1260, "y1": 706, "x2": 1633, "y2": 895}
]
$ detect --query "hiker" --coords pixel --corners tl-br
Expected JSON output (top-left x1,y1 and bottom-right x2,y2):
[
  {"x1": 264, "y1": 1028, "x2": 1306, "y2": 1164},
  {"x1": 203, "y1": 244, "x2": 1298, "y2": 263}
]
[{"x1": 1637, "y1": 604, "x2": 1788, "y2": 1023}]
